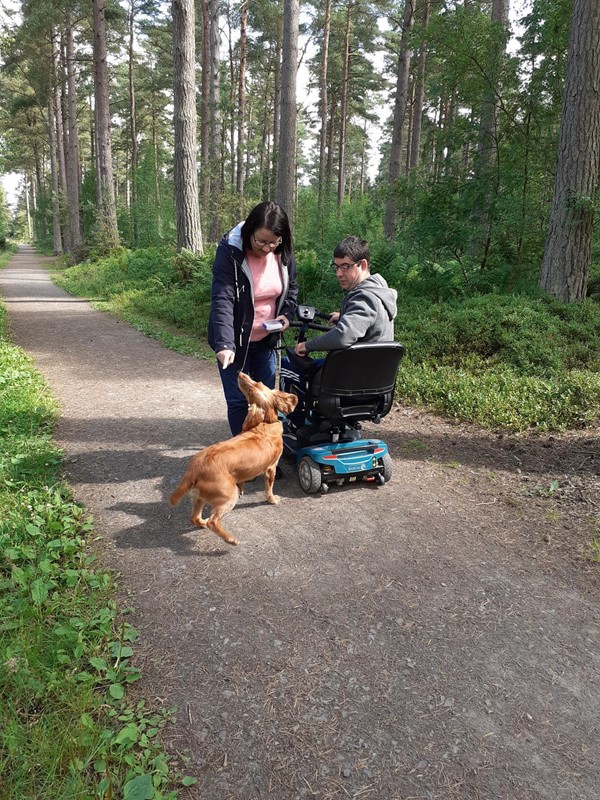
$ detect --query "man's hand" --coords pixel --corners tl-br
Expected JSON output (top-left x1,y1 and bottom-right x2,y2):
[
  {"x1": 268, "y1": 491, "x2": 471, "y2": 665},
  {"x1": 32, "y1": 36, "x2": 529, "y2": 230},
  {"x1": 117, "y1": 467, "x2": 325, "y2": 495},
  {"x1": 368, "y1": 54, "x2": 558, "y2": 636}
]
[
  {"x1": 216, "y1": 349, "x2": 235, "y2": 369},
  {"x1": 294, "y1": 342, "x2": 308, "y2": 357},
  {"x1": 329, "y1": 312, "x2": 340, "y2": 324}
]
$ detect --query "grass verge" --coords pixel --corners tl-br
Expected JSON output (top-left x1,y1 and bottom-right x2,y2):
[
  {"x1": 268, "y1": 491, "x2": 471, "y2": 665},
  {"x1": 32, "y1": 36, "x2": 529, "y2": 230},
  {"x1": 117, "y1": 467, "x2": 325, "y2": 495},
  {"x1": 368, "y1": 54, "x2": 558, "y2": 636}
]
[
  {"x1": 53, "y1": 246, "x2": 600, "y2": 433},
  {"x1": 0, "y1": 282, "x2": 195, "y2": 798}
]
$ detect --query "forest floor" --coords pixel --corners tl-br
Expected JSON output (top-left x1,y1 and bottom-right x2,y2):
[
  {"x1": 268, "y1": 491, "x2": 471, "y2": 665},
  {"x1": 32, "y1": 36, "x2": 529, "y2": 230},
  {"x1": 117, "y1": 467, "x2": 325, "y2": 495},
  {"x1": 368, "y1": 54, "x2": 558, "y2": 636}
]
[{"x1": 1, "y1": 245, "x2": 599, "y2": 800}]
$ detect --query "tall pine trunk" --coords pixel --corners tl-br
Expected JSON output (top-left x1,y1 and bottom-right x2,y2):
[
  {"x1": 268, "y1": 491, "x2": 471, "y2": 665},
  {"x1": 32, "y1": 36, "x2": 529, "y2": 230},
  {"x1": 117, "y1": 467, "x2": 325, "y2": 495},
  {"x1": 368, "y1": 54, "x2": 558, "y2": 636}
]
[
  {"x1": 236, "y1": 2, "x2": 248, "y2": 213},
  {"x1": 317, "y1": 0, "x2": 331, "y2": 218},
  {"x1": 539, "y1": 0, "x2": 600, "y2": 301},
  {"x1": 409, "y1": 0, "x2": 430, "y2": 171},
  {"x1": 337, "y1": 2, "x2": 352, "y2": 207},
  {"x1": 172, "y1": 0, "x2": 203, "y2": 253},
  {"x1": 384, "y1": 0, "x2": 415, "y2": 240},
  {"x1": 92, "y1": 0, "x2": 120, "y2": 250},
  {"x1": 208, "y1": 0, "x2": 222, "y2": 241},
  {"x1": 66, "y1": 11, "x2": 82, "y2": 253},
  {"x1": 128, "y1": 0, "x2": 138, "y2": 245},
  {"x1": 276, "y1": 0, "x2": 299, "y2": 218}
]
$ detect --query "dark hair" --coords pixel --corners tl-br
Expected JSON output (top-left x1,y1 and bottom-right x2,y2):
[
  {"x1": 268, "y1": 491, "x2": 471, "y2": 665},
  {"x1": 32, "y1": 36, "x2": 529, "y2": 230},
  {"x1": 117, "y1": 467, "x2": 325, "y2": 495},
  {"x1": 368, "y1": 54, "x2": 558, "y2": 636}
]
[
  {"x1": 241, "y1": 201, "x2": 293, "y2": 263},
  {"x1": 333, "y1": 235, "x2": 370, "y2": 266}
]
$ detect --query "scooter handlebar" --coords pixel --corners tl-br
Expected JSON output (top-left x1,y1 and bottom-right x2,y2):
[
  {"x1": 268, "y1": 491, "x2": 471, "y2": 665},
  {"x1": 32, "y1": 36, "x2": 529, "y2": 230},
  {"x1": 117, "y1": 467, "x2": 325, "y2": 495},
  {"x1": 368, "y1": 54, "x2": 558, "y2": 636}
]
[{"x1": 289, "y1": 320, "x2": 330, "y2": 332}]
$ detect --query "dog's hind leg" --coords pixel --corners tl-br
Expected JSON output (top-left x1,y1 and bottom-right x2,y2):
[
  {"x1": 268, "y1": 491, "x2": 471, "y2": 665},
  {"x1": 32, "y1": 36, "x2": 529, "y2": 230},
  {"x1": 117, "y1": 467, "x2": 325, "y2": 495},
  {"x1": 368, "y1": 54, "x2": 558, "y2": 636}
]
[
  {"x1": 206, "y1": 490, "x2": 240, "y2": 546},
  {"x1": 264, "y1": 464, "x2": 280, "y2": 505},
  {"x1": 189, "y1": 489, "x2": 208, "y2": 528}
]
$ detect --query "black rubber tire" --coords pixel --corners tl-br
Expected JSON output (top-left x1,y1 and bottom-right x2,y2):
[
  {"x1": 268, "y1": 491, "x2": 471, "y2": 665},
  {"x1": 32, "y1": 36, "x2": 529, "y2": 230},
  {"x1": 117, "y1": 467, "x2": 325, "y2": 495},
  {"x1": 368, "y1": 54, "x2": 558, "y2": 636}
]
[
  {"x1": 381, "y1": 453, "x2": 393, "y2": 483},
  {"x1": 298, "y1": 456, "x2": 322, "y2": 494}
]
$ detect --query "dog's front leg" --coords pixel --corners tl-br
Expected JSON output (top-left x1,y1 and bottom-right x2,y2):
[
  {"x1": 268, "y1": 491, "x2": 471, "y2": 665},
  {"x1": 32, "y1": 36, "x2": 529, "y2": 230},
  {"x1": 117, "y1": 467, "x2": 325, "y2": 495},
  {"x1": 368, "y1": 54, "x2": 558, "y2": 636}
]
[{"x1": 264, "y1": 464, "x2": 280, "y2": 505}]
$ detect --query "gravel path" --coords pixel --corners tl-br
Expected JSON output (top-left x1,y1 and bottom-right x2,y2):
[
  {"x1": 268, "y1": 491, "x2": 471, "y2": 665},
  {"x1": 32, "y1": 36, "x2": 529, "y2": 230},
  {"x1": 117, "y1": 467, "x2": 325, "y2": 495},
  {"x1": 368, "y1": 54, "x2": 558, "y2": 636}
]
[{"x1": 1, "y1": 245, "x2": 599, "y2": 800}]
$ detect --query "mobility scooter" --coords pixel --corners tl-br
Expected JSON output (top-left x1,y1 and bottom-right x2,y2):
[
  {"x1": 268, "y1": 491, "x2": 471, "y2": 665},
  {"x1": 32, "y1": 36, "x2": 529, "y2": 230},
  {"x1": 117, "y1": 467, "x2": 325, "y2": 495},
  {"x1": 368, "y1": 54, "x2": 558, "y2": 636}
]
[{"x1": 279, "y1": 305, "x2": 405, "y2": 494}]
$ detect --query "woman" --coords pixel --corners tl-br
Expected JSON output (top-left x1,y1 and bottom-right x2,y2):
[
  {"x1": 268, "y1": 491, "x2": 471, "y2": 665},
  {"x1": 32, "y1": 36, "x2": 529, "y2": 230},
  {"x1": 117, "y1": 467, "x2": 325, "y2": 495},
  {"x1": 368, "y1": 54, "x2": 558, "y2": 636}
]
[{"x1": 208, "y1": 201, "x2": 298, "y2": 436}]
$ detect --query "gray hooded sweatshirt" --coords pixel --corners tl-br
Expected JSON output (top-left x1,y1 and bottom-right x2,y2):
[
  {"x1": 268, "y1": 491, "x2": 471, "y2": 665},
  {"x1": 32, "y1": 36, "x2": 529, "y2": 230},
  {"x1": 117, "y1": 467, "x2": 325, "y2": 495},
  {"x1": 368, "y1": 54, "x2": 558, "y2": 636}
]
[{"x1": 304, "y1": 273, "x2": 398, "y2": 353}]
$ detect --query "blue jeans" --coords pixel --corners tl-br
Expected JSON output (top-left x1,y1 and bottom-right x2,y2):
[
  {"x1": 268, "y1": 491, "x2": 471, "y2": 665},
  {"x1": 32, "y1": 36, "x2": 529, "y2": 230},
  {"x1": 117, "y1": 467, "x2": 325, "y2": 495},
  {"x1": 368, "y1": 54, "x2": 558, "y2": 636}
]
[{"x1": 218, "y1": 342, "x2": 277, "y2": 436}]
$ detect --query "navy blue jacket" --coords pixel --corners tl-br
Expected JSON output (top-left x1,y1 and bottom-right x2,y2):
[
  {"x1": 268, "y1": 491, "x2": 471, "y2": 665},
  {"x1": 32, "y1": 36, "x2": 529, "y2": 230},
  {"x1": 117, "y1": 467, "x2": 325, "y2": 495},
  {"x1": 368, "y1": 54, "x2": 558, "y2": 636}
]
[{"x1": 207, "y1": 222, "x2": 299, "y2": 369}]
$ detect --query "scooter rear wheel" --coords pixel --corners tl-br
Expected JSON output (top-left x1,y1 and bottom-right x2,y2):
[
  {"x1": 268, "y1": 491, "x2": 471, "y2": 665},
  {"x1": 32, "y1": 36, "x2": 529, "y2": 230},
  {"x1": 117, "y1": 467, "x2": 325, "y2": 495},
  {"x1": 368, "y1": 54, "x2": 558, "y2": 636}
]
[
  {"x1": 381, "y1": 453, "x2": 393, "y2": 482},
  {"x1": 298, "y1": 456, "x2": 322, "y2": 494}
]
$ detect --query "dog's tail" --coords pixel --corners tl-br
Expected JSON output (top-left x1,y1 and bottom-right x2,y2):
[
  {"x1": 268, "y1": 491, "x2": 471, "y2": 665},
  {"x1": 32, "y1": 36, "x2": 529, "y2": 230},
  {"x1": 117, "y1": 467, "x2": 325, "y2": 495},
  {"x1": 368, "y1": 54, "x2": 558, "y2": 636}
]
[{"x1": 169, "y1": 475, "x2": 192, "y2": 507}]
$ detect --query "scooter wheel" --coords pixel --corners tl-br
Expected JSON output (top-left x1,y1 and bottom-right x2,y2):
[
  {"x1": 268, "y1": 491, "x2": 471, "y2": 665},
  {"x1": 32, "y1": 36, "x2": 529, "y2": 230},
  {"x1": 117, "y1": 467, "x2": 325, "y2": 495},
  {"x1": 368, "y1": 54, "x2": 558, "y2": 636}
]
[
  {"x1": 298, "y1": 456, "x2": 322, "y2": 494},
  {"x1": 380, "y1": 453, "x2": 393, "y2": 483}
]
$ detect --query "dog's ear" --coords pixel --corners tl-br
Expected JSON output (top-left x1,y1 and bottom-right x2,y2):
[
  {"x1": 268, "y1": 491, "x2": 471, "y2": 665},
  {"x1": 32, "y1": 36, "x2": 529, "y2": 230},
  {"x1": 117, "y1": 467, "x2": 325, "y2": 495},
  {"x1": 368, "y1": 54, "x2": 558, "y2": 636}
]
[
  {"x1": 242, "y1": 404, "x2": 266, "y2": 431},
  {"x1": 272, "y1": 390, "x2": 299, "y2": 415}
]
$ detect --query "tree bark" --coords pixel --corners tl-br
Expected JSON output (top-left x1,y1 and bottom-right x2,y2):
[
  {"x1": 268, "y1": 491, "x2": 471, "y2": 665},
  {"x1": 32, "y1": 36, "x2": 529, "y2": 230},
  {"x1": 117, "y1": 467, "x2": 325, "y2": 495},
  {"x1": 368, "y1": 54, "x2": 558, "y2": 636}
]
[
  {"x1": 337, "y1": 2, "x2": 352, "y2": 207},
  {"x1": 172, "y1": 0, "x2": 203, "y2": 254},
  {"x1": 276, "y1": 0, "x2": 299, "y2": 219},
  {"x1": 208, "y1": 0, "x2": 222, "y2": 242},
  {"x1": 128, "y1": 0, "x2": 138, "y2": 245},
  {"x1": 199, "y1": 0, "x2": 211, "y2": 213},
  {"x1": 65, "y1": 10, "x2": 82, "y2": 252},
  {"x1": 51, "y1": 29, "x2": 69, "y2": 248},
  {"x1": 317, "y1": 0, "x2": 332, "y2": 217},
  {"x1": 468, "y1": 0, "x2": 510, "y2": 264},
  {"x1": 409, "y1": 0, "x2": 430, "y2": 171},
  {"x1": 47, "y1": 90, "x2": 63, "y2": 255},
  {"x1": 539, "y1": 0, "x2": 600, "y2": 301},
  {"x1": 92, "y1": 0, "x2": 120, "y2": 249},
  {"x1": 236, "y1": 2, "x2": 248, "y2": 212},
  {"x1": 383, "y1": 0, "x2": 415, "y2": 240}
]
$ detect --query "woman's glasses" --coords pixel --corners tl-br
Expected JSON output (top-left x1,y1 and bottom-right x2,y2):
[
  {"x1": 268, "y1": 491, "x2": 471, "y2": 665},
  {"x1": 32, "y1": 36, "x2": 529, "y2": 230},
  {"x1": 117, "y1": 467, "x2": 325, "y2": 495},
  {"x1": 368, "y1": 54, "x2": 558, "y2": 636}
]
[
  {"x1": 253, "y1": 234, "x2": 282, "y2": 250},
  {"x1": 330, "y1": 260, "x2": 360, "y2": 272}
]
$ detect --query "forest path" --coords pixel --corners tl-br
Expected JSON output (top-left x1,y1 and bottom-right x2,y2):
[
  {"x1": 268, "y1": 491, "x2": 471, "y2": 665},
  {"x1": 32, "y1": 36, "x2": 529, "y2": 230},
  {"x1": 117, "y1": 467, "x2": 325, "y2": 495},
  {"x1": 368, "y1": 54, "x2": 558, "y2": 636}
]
[{"x1": 1, "y1": 244, "x2": 599, "y2": 800}]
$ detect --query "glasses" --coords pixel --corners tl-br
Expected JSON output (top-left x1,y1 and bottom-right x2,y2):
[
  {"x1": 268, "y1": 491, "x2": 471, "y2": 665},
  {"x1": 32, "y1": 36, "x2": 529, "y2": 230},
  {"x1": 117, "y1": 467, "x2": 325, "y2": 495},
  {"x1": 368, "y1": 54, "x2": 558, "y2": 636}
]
[
  {"x1": 330, "y1": 260, "x2": 360, "y2": 272},
  {"x1": 253, "y1": 234, "x2": 282, "y2": 250}
]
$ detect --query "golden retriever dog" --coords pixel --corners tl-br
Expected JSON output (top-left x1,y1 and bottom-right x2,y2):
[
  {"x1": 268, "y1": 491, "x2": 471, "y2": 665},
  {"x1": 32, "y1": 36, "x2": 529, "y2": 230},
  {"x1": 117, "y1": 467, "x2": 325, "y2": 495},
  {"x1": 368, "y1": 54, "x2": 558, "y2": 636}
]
[{"x1": 169, "y1": 372, "x2": 298, "y2": 545}]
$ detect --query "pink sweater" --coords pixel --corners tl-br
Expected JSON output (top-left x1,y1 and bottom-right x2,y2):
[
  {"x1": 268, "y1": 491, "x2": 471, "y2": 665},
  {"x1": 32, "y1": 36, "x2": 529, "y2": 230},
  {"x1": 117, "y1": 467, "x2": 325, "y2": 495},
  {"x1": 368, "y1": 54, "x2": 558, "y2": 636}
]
[{"x1": 246, "y1": 251, "x2": 283, "y2": 341}]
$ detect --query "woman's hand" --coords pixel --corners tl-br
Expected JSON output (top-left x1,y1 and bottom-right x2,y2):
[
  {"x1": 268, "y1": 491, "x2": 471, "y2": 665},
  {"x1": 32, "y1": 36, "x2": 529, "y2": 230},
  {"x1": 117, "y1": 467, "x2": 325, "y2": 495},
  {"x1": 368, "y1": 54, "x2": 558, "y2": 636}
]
[
  {"x1": 275, "y1": 315, "x2": 290, "y2": 331},
  {"x1": 216, "y1": 349, "x2": 235, "y2": 369}
]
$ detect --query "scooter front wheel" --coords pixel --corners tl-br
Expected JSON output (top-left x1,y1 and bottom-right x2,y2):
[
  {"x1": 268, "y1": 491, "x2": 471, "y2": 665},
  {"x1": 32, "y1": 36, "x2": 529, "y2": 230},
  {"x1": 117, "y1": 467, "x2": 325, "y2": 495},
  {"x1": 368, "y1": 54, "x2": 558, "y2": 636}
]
[{"x1": 298, "y1": 456, "x2": 322, "y2": 494}]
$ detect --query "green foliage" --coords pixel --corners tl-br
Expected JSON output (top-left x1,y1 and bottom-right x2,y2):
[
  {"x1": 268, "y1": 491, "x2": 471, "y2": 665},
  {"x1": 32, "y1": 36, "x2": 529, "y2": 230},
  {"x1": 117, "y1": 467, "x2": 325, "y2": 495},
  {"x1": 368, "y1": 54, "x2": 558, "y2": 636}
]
[
  {"x1": 398, "y1": 362, "x2": 600, "y2": 431},
  {"x1": 0, "y1": 299, "x2": 189, "y2": 798},
  {"x1": 50, "y1": 232, "x2": 600, "y2": 433}
]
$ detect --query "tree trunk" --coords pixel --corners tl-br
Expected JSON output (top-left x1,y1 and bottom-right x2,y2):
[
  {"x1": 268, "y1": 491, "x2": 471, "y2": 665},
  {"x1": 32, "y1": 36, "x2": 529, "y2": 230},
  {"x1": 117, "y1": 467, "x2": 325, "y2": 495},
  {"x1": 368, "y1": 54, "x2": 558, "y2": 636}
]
[
  {"x1": 208, "y1": 0, "x2": 222, "y2": 242},
  {"x1": 539, "y1": 0, "x2": 600, "y2": 301},
  {"x1": 51, "y1": 29, "x2": 69, "y2": 248},
  {"x1": 236, "y1": 2, "x2": 248, "y2": 212},
  {"x1": 337, "y1": 2, "x2": 352, "y2": 207},
  {"x1": 128, "y1": 0, "x2": 138, "y2": 245},
  {"x1": 409, "y1": 0, "x2": 430, "y2": 171},
  {"x1": 383, "y1": 0, "x2": 415, "y2": 240},
  {"x1": 66, "y1": 11, "x2": 82, "y2": 252},
  {"x1": 468, "y1": 0, "x2": 510, "y2": 264},
  {"x1": 47, "y1": 90, "x2": 63, "y2": 255},
  {"x1": 172, "y1": 0, "x2": 203, "y2": 254},
  {"x1": 92, "y1": 0, "x2": 120, "y2": 249},
  {"x1": 317, "y1": 0, "x2": 332, "y2": 217},
  {"x1": 276, "y1": 0, "x2": 299, "y2": 218},
  {"x1": 199, "y1": 0, "x2": 211, "y2": 214},
  {"x1": 271, "y1": 34, "x2": 282, "y2": 198}
]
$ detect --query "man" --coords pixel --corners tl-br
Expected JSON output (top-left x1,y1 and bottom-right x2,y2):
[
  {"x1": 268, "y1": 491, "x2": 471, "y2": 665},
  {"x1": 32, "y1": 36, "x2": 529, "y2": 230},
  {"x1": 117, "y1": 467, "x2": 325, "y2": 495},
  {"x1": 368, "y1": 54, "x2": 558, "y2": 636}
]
[
  {"x1": 285, "y1": 236, "x2": 397, "y2": 428},
  {"x1": 294, "y1": 235, "x2": 397, "y2": 357}
]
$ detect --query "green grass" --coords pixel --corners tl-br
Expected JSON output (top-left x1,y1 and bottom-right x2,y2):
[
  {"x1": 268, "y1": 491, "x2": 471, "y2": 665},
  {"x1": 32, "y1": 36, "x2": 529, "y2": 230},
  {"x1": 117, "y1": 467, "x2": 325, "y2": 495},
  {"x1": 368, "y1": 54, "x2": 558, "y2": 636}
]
[
  {"x1": 0, "y1": 287, "x2": 195, "y2": 799},
  {"x1": 53, "y1": 245, "x2": 600, "y2": 433}
]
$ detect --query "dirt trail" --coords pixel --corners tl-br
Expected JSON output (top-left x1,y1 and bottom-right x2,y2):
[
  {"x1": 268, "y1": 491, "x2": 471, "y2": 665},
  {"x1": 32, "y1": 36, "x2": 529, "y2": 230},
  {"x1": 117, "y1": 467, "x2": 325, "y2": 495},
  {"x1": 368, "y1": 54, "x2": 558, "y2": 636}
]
[{"x1": 1, "y1": 245, "x2": 599, "y2": 800}]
